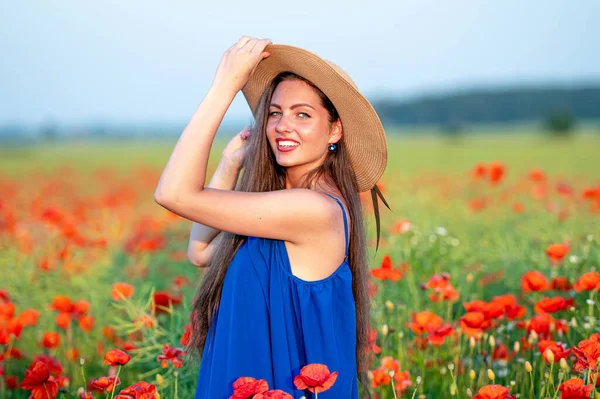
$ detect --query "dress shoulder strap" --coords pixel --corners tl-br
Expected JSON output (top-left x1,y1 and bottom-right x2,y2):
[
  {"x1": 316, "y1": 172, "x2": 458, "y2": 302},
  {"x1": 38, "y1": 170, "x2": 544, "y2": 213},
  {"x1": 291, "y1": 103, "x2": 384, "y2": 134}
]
[{"x1": 324, "y1": 193, "x2": 349, "y2": 258}]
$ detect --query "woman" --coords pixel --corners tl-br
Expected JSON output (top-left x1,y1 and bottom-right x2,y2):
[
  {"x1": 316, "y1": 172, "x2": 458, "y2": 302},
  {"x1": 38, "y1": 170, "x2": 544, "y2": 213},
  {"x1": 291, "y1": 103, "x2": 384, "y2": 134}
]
[{"x1": 154, "y1": 36, "x2": 388, "y2": 398}]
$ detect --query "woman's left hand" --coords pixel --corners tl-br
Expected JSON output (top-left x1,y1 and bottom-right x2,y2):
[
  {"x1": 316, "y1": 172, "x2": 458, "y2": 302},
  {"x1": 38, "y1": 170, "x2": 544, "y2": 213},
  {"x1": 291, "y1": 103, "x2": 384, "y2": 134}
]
[
  {"x1": 220, "y1": 125, "x2": 252, "y2": 171},
  {"x1": 211, "y1": 35, "x2": 272, "y2": 94}
]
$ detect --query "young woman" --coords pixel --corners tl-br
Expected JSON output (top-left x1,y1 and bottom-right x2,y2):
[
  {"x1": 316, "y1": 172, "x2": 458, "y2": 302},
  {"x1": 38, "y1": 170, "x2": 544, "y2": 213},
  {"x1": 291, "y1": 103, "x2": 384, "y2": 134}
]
[{"x1": 154, "y1": 35, "x2": 388, "y2": 399}]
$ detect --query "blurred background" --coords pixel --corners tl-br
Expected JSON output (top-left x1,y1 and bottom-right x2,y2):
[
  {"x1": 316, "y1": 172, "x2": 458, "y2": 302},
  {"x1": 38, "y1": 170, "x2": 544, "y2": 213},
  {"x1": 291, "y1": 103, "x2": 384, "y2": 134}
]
[
  {"x1": 1, "y1": 2, "x2": 600, "y2": 398},
  {"x1": 1, "y1": 0, "x2": 599, "y2": 144}
]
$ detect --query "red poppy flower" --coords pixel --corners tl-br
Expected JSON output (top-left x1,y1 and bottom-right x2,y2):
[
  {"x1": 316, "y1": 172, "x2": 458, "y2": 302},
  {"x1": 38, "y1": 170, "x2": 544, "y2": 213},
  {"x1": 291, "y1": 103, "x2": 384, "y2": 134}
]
[
  {"x1": 459, "y1": 312, "x2": 490, "y2": 338},
  {"x1": 229, "y1": 377, "x2": 269, "y2": 399},
  {"x1": 471, "y1": 163, "x2": 487, "y2": 180},
  {"x1": 572, "y1": 335, "x2": 600, "y2": 372},
  {"x1": 90, "y1": 376, "x2": 121, "y2": 393},
  {"x1": 254, "y1": 390, "x2": 293, "y2": 399},
  {"x1": 112, "y1": 283, "x2": 134, "y2": 301},
  {"x1": 104, "y1": 349, "x2": 131, "y2": 366},
  {"x1": 408, "y1": 311, "x2": 443, "y2": 335},
  {"x1": 30, "y1": 355, "x2": 64, "y2": 375},
  {"x1": 156, "y1": 344, "x2": 185, "y2": 368},
  {"x1": 427, "y1": 325, "x2": 455, "y2": 346},
  {"x1": 574, "y1": 272, "x2": 600, "y2": 292},
  {"x1": 487, "y1": 162, "x2": 505, "y2": 184},
  {"x1": 380, "y1": 357, "x2": 400, "y2": 374},
  {"x1": 49, "y1": 296, "x2": 73, "y2": 313},
  {"x1": 370, "y1": 255, "x2": 402, "y2": 281},
  {"x1": 546, "y1": 243, "x2": 569, "y2": 264},
  {"x1": 41, "y1": 332, "x2": 61, "y2": 349},
  {"x1": 528, "y1": 168, "x2": 546, "y2": 182},
  {"x1": 472, "y1": 384, "x2": 515, "y2": 399},
  {"x1": 20, "y1": 361, "x2": 59, "y2": 399},
  {"x1": 551, "y1": 276, "x2": 572, "y2": 291},
  {"x1": 521, "y1": 271, "x2": 549, "y2": 293},
  {"x1": 538, "y1": 340, "x2": 571, "y2": 365},
  {"x1": 293, "y1": 364, "x2": 338, "y2": 393},
  {"x1": 370, "y1": 367, "x2": 391, "y2": 388},
  {"x1": 423, "y1": 273, "x2": 460, "y2": 303},
  {"x1": 367, "y1": 327, "x2": 381, "y2": 354},
  {"x1": 79, "y1": 315, "x2": 95, "y2": 333},
  {"x1": 18, "y1": 308, "x2": 40, "y2": 327},
  {"x1": 180, "y1": 323, "x2": 192, "y2": 347},
  {"x1": 491, "y1": 294, "x2": 526, "y2": 320},
  {"x1": 393, "y1": 370, "x2": 413, "y2": 394},
  {"x1": 153, "y1": 291, "x2": 183, "y2": 314},
  {"x1": 55, "y1": 312, "x2": 71, "y2": 330},
  {"x1": 118, "y1": 381, "x2": 159, "y2": 398},
  {"x1": 558, "y1": 378, "x2": 593, "y2": 398},
  {"x1": 534, "y1": 296, "x2": 574, "y2": 314}
]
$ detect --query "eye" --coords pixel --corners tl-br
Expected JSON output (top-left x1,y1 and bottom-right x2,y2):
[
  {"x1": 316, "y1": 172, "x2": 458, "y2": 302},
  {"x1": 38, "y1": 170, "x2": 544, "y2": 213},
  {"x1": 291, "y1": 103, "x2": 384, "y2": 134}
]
[
  {"x1": 268, "y1": 111, "x2": 281, "y2": 117},
  {"x1": 298, "y1": 112, "x2": 310, "y2": 118}
]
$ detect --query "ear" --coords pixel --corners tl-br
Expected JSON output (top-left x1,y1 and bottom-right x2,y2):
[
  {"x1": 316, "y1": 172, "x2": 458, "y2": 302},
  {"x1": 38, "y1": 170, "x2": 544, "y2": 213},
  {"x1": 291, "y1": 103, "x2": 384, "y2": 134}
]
[{"x1": 329, "y1": 118, "x2": 343, "y2": 143}]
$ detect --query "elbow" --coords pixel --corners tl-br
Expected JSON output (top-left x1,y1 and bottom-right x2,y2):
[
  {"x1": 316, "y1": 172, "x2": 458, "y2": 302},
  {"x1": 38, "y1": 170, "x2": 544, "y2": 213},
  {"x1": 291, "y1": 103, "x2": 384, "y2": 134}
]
[
  {"x1": 154, "y1": 190, "x2": 176, "y2": 208},
  {"x1": 188, "y1": 251, "x2": 209, "y2": 268}
]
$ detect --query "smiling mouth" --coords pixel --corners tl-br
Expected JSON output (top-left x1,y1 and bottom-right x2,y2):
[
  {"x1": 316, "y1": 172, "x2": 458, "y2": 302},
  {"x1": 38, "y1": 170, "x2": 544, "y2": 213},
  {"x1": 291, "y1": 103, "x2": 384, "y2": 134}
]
[{"x1": 276, "y1": 140, "x2": 300, "y2": 151}]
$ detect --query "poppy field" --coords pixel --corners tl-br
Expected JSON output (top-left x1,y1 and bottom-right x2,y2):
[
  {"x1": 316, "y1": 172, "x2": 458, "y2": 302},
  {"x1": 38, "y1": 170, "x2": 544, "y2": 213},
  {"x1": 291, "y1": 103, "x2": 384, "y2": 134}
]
[{"x1": 1, "y1": 130, "x2": 600, "y2": 399}]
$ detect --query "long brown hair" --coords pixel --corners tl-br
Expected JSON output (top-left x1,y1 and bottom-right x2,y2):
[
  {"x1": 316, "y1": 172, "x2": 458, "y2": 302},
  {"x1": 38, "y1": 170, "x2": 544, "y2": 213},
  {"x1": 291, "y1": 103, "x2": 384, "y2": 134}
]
[{"x1": 187, "y1": 71, "x2": 372, "y2": 394}]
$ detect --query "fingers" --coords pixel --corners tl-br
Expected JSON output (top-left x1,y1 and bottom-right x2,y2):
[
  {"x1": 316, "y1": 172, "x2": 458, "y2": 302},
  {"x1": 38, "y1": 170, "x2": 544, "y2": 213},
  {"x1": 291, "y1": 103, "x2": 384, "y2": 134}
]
[
  {"x1": 240, "y1": 125, "x2": 251, "y2": 140},
  {"x1": 235, "y1": 35, "x2": 253, "y2": 49},
  {"x1": 249, "y1": 38, "x2": 272, "y2": 53},
  {"x1": 234, "y1": 35, "x2": 271, "y2": 53}
]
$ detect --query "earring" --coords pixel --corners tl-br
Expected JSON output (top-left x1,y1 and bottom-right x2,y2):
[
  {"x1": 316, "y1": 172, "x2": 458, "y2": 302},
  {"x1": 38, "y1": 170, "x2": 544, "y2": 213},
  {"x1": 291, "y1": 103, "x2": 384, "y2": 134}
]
[{"x1": 328, "y1": 143, "x2": 337, "y2": 151}]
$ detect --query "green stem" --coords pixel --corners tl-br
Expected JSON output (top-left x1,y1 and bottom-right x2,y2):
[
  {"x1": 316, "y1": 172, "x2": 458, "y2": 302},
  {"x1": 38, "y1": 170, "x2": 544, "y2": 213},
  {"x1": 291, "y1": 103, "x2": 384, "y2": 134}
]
[
  {"x1": 80, "y1": 361, "x2": 88, "y2": 398},
  {"x1": 109, "y1": 366, "x2": 122, "y2": 399},
  {"x1": 528, "y1": 370, "x2": 534, "y2": 399},
  {"x1": 174, "y1": 371, "x2": 179, "y2": 399},
  {"x1": 390, "y1": 373, "x2": 398, "y2": 399}
]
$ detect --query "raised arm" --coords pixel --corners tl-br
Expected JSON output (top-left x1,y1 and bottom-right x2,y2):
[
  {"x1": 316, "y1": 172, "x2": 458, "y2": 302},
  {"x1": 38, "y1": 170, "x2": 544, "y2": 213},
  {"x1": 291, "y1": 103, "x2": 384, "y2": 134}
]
[
  {"x1": 154, "y1": 36, "x2": 337, "y2": 244},
  {"x1": 187, "y1": 158, "x2": 241, "y2": 267}
]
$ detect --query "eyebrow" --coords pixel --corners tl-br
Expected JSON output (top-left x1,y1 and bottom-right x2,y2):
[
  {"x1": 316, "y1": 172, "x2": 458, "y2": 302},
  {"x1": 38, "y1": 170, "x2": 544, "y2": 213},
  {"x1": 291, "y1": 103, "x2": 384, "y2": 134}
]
[{"x1": 269, "y1": 103, "x2": 315, "y2": 110}]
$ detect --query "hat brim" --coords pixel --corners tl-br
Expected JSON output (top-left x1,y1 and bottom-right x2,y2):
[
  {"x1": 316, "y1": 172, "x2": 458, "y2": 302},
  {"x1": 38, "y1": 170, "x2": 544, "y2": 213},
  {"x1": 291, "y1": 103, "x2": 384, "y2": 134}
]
[{"x1": 241, "y1": 44, "x2": 387, "y2": 193}]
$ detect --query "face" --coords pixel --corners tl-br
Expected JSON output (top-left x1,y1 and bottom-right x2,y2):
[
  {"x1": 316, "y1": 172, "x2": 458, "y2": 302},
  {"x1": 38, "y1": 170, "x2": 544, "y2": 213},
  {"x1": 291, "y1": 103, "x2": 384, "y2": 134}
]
[{"x1": 266, "y1": 79, "x2": 342, "y2": 172}]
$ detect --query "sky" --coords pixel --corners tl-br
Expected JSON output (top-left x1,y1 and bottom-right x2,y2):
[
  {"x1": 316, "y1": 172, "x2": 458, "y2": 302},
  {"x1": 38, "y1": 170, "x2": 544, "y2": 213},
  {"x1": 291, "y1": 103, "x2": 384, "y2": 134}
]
[{"x1": 1, "y1": 0, "x2": 599, "y2": 127}]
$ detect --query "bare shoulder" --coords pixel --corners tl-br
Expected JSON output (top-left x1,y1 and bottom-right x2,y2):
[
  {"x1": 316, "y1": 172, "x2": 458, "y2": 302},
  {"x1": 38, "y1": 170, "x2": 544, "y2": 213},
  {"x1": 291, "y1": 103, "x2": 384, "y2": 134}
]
[{"x1": 284, "y1": 192, "x2": 351, "y2": 282}]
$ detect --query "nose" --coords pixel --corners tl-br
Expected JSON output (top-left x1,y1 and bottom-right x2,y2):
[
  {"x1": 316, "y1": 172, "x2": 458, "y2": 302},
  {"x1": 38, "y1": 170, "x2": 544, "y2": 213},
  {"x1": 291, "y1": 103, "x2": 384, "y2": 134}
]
[{"x1": 275, "y1": 113, "x2": 293, "y2": 134}]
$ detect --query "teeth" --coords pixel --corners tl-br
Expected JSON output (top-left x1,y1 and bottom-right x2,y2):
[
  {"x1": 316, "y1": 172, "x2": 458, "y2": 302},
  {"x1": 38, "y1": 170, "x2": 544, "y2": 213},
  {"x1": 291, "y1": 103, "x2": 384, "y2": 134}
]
[{"x1": 278, "y1": 141, "x2": 299, "y2": 147}]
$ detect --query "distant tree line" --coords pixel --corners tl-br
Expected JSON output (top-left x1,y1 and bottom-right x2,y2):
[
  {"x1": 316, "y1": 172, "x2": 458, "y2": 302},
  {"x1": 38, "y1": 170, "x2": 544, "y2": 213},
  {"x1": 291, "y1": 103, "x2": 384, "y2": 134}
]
[{"x1": 372, "y1": 86, "x2": 600, "y2": 132}]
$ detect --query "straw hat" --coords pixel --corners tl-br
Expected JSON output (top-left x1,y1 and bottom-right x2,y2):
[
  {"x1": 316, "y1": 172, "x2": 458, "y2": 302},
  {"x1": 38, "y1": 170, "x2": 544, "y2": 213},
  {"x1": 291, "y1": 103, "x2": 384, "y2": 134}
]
[{"x1": 241, "y1": 43, "x2": 387, "y2": 194}]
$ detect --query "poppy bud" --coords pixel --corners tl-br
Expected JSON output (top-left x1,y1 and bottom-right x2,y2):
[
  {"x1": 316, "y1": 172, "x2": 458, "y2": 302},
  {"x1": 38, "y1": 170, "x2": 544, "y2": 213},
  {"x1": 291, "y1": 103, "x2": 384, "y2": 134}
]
[
  {"x1": 381, "y1": 324, "x2": 388, "y2": 336},
  {"x1": 487, "y1": 369, "x2": 495, "y2": 381},
  {"x1": 560, "y1": 358, "x2": 568, "y2": 370},
  {"x1": 469, "y1": 370, "x2": 476, "y2": 381},
  {"x1": 385, "y1": 300, "x2": 394, "y2": 311},
  {"x1": 544, "y1": 348, "x2": 555, "y2": 365},
  {"x1": 525, "y1": 361, "x2": 533, "y2": 373},
  {"x1": 450, "y1": 383, "x2": 457, "y2": 395}
]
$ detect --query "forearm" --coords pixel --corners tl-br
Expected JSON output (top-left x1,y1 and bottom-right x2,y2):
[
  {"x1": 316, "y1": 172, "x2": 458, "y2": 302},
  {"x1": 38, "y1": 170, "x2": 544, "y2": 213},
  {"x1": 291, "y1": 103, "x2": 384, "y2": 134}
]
[
  {"x1": 154, "y1": 84, "x2": 237, "y2": 202},
  {"x1": 188, "y1": 160, "x2": 240, "y2": 252}
]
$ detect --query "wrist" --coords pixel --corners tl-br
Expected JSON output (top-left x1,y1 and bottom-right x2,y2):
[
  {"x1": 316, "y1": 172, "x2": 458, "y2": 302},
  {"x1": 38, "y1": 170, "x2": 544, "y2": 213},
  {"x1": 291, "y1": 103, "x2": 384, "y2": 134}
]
[
  {"x1": 208, "y1": 82, "x2": 239, "y2": 102},
  {"x1": 218, "y1": 155, "x2": 242, "y2": 173},
  {"x1": 207, "y1": 158, "x2": 241, "y2": 189}
]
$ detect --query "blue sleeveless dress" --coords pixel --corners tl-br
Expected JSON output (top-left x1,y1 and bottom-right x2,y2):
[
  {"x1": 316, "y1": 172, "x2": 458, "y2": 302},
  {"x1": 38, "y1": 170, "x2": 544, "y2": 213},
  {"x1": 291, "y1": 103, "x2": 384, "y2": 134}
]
[{"x1": 194, "y1": 194, "x2": 358, "y2": 399}]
